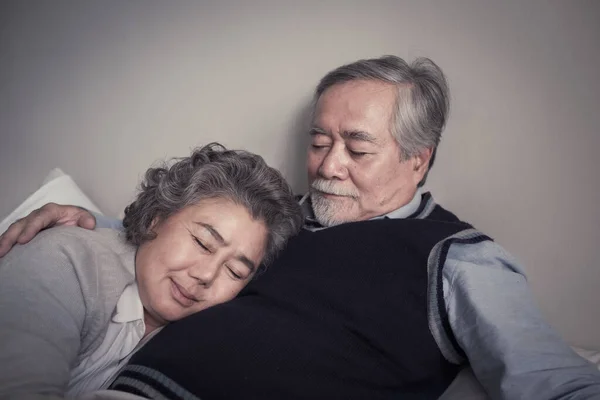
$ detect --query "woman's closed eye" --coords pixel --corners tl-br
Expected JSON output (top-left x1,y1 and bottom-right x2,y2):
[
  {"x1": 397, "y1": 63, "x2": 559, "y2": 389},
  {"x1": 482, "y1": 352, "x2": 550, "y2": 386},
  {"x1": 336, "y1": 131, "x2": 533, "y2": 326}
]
[
  {"x1": 226, "y1": 264, "x2": 244, "y2": 280},
  {"x1": 192, "y1": 234, "x2": 212, "y2": 253}
]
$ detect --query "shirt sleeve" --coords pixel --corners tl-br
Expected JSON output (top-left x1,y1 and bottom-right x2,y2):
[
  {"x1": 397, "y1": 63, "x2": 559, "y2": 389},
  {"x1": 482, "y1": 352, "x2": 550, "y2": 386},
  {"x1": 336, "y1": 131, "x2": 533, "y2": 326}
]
[
  {"x1": 443, "y1": 239, "x2": 600, "y2": 400},
  {"x1": 92, "y1": 212, "x2": 124, "y2": 230},
  {"x1": 0, "y1": 231, "x2": 87, "y2": 398}
]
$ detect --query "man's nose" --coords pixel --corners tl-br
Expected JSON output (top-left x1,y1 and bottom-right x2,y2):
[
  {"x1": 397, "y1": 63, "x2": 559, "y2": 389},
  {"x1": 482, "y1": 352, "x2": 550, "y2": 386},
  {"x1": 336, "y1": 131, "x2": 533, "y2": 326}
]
[{"x1": 318, "y1": 145, "x2": 348, "y2": 180}]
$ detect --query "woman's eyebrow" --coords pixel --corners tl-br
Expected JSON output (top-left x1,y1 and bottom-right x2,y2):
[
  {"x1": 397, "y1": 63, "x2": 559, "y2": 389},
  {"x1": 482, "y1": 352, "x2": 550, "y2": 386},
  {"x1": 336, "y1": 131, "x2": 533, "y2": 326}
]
[
  {"x1": 194, "y1": 222, "x2": 226, "y2": 245},
  {"x1": 236, "y1": 254, "x2": 257, "y2": 273}
]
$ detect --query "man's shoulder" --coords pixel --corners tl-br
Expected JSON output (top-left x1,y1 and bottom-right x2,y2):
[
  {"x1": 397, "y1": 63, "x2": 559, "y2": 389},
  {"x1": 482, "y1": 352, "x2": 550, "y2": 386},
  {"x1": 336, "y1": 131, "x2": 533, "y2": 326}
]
[{"x1": 410, "y1": 192, "x2": 464, "y2": 223}]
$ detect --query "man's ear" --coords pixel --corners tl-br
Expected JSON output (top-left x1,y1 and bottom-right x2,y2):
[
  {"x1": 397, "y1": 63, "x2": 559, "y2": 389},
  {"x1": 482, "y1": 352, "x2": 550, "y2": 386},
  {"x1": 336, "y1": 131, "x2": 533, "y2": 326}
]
[{"x1": 412, "y1": 148, "x2": 433, "y2": 183}]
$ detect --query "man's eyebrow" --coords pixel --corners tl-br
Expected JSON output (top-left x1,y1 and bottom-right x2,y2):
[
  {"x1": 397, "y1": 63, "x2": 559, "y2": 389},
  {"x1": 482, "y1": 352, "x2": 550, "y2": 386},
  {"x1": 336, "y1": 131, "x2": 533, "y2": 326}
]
[
  {"x1": 194, "y1": 222, "x2": 227, "y2": 245},
  {"x1": 309, "y1": 127, "x2": 329, "y2": 136},
  {"x1": 341, "y1": 130, "x2": 379, "y2": 144},
  {"x1": 309, "y1": 127, "x2": 379, "y2": 144}
]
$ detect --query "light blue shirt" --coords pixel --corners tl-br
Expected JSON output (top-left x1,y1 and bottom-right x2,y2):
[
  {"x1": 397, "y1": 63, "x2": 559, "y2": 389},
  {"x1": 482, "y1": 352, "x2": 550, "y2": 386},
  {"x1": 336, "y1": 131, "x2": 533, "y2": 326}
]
[{"x1": 94, "y1": 192, "x2": 600, "y2": 399}]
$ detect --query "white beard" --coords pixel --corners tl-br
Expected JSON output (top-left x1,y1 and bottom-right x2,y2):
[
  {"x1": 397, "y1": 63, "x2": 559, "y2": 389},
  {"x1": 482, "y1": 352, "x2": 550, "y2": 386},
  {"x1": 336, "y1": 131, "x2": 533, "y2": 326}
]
[
  {"x1": 310, "y1": 192, "x2": 355, "y2": 227},
  {"x1": 309, "y1": 179, "x2": 360, "y2": 227}
]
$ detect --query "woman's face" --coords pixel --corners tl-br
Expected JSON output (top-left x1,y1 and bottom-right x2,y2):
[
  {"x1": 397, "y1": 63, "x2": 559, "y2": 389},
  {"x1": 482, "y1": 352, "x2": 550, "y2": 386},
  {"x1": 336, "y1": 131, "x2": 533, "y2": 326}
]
[{"x1": 135, "y1": 198, "x2": 268, "y2": 328}]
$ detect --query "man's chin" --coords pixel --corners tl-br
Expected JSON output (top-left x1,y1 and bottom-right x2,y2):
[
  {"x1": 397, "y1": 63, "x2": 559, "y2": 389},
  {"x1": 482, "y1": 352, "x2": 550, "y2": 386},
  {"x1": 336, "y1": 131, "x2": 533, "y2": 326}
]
[
  {"x1": 310, "y1": 193, "x2": 357, "y2": 226},
  {"x1": 313, "y1": 209, "x2": 356, "y2": 227},
  {"x1": 319, "y1": 219, "x2": 344, "y2": 227}
]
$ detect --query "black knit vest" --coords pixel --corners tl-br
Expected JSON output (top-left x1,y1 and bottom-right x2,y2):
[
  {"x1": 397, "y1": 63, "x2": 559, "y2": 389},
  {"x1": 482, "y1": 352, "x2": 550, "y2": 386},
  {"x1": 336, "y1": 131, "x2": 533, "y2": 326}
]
[{"x1": 115, "y1": 201, "x2": 476, "y2": 399}]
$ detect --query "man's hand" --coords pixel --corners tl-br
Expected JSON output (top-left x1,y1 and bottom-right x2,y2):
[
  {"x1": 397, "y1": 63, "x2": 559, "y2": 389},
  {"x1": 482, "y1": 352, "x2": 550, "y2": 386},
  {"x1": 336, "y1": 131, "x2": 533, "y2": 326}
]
[{"x1": 0, "y1": 203, "x2": 96, "y2": 257}]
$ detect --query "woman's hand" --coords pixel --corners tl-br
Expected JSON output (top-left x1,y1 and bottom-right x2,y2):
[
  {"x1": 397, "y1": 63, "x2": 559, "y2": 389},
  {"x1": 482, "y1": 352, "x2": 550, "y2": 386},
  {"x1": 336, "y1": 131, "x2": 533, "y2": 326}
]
[{"x1": 0, "y1": 203, "x2": 96, "y2": 257}]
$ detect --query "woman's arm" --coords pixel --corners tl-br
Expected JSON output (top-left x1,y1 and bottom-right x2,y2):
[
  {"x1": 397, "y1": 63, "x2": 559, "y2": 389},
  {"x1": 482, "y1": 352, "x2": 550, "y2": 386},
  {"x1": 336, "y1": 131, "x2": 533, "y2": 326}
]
[{"x1": 0, "y1": 229, "x2": 87, "y2": 398}]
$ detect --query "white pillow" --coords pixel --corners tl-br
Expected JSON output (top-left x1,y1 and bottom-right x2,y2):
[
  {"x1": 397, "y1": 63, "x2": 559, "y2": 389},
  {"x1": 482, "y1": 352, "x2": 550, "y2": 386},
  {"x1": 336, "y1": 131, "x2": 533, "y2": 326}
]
[
  {"x1": 0, "y1": 168, "x2": 103, "y2": 235},
  {"x1": 574, "y1": 346, "x2": 600, "y2": 370}
]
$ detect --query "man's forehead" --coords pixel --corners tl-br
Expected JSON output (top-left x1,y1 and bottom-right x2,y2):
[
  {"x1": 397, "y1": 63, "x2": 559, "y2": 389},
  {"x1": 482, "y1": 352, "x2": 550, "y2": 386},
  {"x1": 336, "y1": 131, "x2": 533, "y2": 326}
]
[{"x1": 312, "y1": 80, "x2": 397, "y2": 141}]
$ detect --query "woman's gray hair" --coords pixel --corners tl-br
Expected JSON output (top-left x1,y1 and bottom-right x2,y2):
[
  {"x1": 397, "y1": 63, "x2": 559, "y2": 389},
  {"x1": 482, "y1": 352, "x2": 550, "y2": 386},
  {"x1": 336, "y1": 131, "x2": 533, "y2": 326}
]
[
  {"x1": 315, "y1": 55, "x2": 449, "y2": 186},
  {"x1": 122, "y1": 143, "x2": 303, "y2": 266}
]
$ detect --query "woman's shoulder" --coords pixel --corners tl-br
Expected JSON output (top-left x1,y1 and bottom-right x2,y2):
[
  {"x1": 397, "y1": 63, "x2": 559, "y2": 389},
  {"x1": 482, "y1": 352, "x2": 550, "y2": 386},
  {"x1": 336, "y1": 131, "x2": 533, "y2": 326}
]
[
  {"x1": 32, "y1": 225, "x2": 126, "y2": 248},
  {"x1": 19, "y1": 226, "x2": 133, "y2": 261},
  {"x1": 2, "y1": 226, "x2": 135, "y2": 289}
]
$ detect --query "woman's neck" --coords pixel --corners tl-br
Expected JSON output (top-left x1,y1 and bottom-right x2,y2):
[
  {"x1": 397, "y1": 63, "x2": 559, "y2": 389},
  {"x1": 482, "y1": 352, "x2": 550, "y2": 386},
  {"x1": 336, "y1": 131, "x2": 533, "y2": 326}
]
[{"x1": 143, "y1": 310, "x2": 165, "y2": 338}]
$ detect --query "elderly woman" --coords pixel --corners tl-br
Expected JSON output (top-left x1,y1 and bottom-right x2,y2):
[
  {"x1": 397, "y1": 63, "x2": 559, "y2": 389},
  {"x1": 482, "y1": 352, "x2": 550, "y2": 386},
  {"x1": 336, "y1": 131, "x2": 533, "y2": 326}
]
[{"x1": 0, "y1": 143, "x2": 303, "y2": 399}]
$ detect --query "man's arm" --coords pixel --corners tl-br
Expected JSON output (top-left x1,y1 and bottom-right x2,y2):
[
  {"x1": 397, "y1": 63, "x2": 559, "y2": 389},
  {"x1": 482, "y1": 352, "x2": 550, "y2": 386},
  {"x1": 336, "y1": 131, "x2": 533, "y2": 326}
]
[
  {"x1": 0, "y1": 203, "x2": 123, "y2": 257},
  {"x1": 443, "y1": 239, "x2": 600, "y2": 400},
  {"x1": 0, "y1": 229, "x2": 87, "y2": 398}
]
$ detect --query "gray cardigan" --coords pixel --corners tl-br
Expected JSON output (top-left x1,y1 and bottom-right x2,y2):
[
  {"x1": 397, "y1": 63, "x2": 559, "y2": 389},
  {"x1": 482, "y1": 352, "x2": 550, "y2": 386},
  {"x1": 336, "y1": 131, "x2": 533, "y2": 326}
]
[{"x1": 0, "y1": 227, "x2": 136, "y2": 399}]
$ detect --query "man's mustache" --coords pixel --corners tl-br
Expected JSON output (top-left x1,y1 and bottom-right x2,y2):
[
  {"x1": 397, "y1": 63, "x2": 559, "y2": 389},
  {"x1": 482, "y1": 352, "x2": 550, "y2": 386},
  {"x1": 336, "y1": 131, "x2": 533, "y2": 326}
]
[{"x1": 310, "y1": 180, "x2": 359, "y2": 199}]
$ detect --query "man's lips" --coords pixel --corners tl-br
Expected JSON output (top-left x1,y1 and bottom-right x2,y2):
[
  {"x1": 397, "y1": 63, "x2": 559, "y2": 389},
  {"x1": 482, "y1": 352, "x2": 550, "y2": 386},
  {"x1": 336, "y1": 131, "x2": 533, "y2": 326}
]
[
  {"x1": 318, "y1": 191, "x2": 357, "y2": 200},
  {"x1": 170, "y1": 279, "x2": 199, "y2": 307},
  {"x1": 314, "y1": 189, "x2": 347, "y2": 198},
  {"x1": 320, "y1": 192, "x2": 345, "y2": 198}
]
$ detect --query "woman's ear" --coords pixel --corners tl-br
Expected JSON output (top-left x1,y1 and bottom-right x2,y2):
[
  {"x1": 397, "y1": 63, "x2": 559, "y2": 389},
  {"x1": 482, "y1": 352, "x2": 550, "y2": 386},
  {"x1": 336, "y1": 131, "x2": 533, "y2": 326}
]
[{"x1": 149, "y1": 216, "x2": 160, "y2": 231}]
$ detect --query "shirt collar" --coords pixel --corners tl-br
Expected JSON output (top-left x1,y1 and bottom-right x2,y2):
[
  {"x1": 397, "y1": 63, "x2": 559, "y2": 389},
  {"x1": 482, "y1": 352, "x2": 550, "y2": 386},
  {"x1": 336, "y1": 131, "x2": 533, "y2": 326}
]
[
  {"x1": 383, "y1": 188, "x2": 423, "y2": 219},
  {"x1": 112, "y1": 282, "x2": 144, "y2": 323},
  {"x1": 299, "y1": 188, "x2": 423, "y2": 230}
]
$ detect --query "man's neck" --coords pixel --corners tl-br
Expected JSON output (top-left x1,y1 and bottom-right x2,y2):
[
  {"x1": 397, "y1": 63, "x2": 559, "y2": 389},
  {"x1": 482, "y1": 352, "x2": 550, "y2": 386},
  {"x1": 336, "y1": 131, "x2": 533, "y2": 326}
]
[{"x1": 382, "y1": 188, "x2": 423, "y2": 220}]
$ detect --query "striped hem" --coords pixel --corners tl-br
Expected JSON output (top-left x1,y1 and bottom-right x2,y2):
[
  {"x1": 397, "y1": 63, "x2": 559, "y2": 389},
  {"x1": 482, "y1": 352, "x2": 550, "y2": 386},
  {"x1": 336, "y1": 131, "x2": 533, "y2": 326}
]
[
  {"x1": 427, "y1": 228, "x2": 492, "y2": 364},
  {"x1": 110, "y1": 365, "x2": 201, "y2": 400}
]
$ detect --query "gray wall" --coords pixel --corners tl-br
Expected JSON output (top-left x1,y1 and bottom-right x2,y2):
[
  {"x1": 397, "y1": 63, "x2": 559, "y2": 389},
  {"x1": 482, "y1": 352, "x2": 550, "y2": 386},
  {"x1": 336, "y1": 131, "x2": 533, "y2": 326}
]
[{"x1": 1, "y1": 0, "x2": 599, "y2": 348}]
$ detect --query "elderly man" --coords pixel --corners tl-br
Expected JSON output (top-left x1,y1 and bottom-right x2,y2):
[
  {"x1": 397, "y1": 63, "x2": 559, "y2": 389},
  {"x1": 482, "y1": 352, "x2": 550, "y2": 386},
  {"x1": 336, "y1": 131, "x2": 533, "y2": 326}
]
[{"x1": 1, "y1": 56, "x2": 600, "y2": 399}]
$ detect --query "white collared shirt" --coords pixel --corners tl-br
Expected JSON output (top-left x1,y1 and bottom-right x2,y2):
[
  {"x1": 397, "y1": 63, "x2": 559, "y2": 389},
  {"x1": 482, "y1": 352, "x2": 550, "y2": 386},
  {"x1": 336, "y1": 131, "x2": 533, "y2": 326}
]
[{"x1": 67, "y1": 283, "x2": 146, "y2": 396}]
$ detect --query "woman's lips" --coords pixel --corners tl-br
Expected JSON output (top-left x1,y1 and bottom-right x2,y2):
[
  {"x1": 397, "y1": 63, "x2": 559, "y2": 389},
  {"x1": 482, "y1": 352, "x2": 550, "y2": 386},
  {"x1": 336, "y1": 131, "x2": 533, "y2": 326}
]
[{"x1": 170, "y1": 279, "x2": 198, "y2": 307}]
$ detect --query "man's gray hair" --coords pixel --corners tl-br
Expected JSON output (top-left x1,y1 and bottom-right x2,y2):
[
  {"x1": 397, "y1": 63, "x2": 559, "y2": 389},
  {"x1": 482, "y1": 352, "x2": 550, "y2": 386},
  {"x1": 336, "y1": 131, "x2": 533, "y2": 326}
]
[
  {"x1": 122, "y1": 143, "x2": 303, "y2": 266},
  {"x1": 315, "y1": 55, "x2": 449, "y2": 186}
]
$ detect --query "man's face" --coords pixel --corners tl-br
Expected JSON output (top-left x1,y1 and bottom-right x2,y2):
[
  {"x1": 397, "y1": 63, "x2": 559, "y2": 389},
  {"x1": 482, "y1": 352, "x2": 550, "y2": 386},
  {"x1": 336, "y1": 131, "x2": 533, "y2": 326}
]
[{"x1": 307, "y1": 79, "x2": 429, "y2": 226}]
